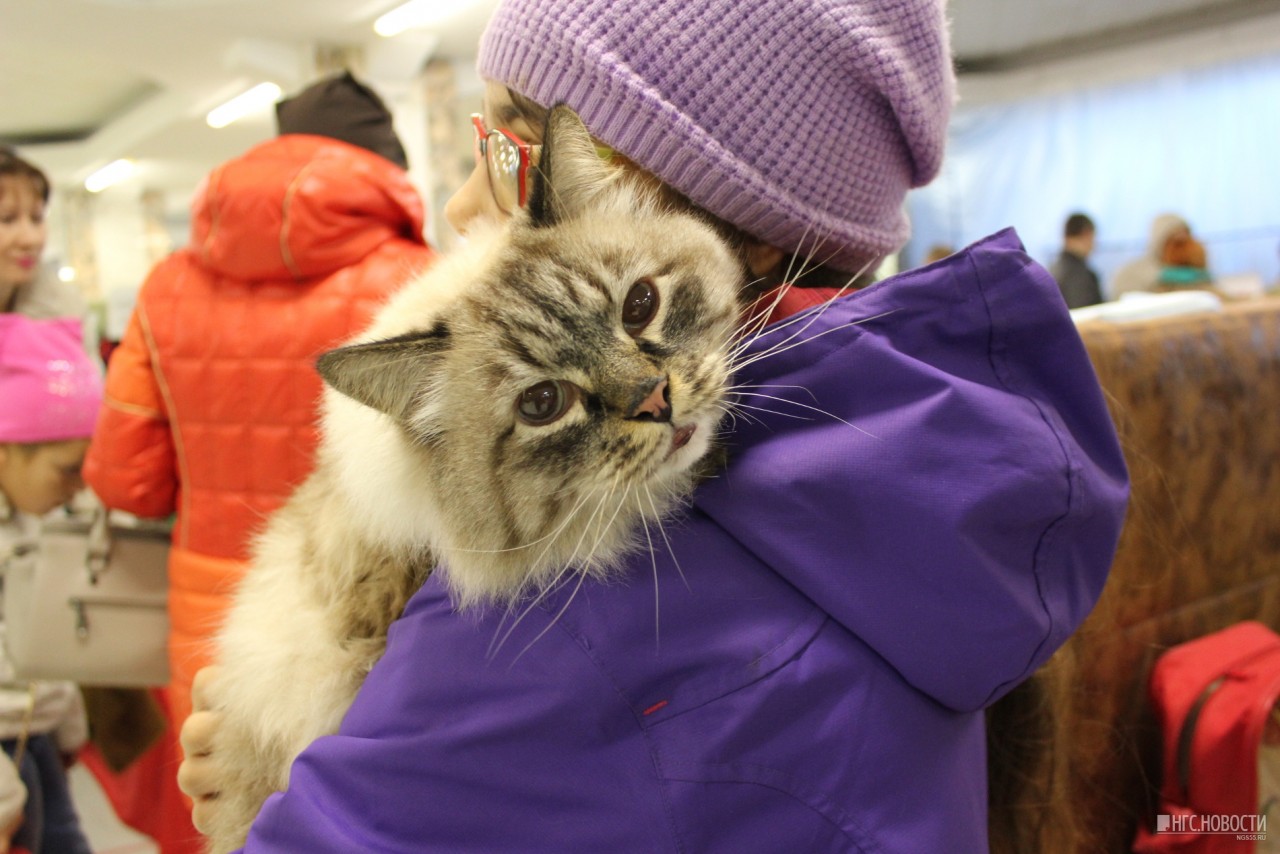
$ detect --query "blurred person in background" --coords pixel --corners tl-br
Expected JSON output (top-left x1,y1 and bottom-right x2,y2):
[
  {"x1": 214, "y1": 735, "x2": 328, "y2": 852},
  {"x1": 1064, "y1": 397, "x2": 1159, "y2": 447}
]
[
  {"x1": 0, "y1": 149, "x2": 85, "y2": 320},
  {"x1": 1049, "y1": 212, "x2": 1103, "y2": 309},
  {"x1": 0, "y1": 315, "x2": 103, "y2": 854},
  {"x1": 80, "y1": 70, "x2": 435, "y2": 853},
  {"x1": 1112, "y1": 213, "x2": 1212, "y2": 295}
]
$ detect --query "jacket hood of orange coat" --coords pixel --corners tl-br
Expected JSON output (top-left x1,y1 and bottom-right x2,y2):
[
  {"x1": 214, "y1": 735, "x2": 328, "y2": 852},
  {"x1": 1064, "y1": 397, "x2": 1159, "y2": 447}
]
[{"x1": 189, "y1": 134, "x2": 427, "y2": 282}]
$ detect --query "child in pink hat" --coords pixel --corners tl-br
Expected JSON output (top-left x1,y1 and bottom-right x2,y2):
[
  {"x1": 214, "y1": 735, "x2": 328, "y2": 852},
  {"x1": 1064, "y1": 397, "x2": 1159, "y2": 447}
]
[
  {"x1": 0, "y1": 314, "x2": 102, "y2": 515},
  {"x1": 0, "y1": 313, "x2": 100, "y2": 854}
]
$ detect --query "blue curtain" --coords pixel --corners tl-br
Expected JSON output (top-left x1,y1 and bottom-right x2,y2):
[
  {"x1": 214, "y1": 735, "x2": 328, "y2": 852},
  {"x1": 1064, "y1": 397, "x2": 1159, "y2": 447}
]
[{"x1": 906, "y1": 52, "x2": 1280, "y2": 296}]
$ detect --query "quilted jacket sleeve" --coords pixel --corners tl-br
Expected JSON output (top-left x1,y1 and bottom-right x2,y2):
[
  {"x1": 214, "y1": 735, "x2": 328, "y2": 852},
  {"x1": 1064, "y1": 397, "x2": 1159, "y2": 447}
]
[{"x1": 84, "y1": 300, "x2": 178, "y2": 519}]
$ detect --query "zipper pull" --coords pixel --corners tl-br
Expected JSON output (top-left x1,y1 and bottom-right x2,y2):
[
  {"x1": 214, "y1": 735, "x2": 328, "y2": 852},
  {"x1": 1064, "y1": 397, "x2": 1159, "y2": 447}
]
[{"x1": 71, "y1": 598, "x2": 90, "y2": 640}]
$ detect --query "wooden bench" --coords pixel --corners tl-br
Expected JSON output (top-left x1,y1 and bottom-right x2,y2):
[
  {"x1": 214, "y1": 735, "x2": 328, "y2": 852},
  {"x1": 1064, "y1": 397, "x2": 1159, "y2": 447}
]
[{"x1": 988, "y1": 297, "x2": 1280, "y2": 853}]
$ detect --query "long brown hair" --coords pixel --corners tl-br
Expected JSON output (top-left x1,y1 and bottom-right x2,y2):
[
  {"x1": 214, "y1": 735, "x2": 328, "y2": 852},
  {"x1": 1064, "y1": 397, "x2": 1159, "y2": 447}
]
[{"x1": 0, "y1": 147, "x2": 50, "y2": 203}]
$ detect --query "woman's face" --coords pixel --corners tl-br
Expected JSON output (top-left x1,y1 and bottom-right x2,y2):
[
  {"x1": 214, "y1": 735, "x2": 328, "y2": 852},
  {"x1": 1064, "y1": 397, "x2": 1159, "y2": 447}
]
[
  {"x1": 0, "y1": 439, "x2": 89, "y2": 516},
  {"x1": 0, "y1": 176, "x2": 48, "y2": 293},
  {"x1": 443, "y1": 82, "x2": 544, "y2": 237}
]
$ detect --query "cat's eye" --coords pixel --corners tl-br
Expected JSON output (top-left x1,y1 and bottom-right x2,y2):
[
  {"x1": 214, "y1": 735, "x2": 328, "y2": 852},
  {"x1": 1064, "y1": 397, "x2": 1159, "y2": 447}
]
[
  {"x1": 515, "y1": 380, "x2": 579, "y2": 426},
  {"x1": 621, "y1": 278, "x2": 659, "y2": 336}
]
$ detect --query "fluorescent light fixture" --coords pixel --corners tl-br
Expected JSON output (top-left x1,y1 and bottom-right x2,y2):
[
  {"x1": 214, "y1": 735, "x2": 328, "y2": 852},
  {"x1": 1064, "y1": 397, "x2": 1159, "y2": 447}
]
[
  {"x1": 57, "y1": 266, "x2": 77, "y2": 283},
  {"x1": 206, "y1": 82, "x2": 283, "y2": 129},
  {"x1": 85, "y1": 159, "x2": 135, "y2": 193},
  {"x1": 374, "y1": 0, "x2": 456, "y2": 37}
]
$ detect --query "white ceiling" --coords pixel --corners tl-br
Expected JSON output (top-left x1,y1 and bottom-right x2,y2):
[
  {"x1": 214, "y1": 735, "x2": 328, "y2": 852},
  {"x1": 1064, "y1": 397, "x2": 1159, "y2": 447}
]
[
  {"x1": 4, "y1": 0, "x2": 1279, "y2": 203},
  {"x1": 2, "y1": 0, "x2": 498, "y2": 196}
]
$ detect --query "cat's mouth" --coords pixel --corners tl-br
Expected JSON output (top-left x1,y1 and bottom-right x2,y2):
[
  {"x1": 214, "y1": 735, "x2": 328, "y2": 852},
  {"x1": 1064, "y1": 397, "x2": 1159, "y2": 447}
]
[{"x1": 665, "y1": 423, "x2": 697, "y2": 461}]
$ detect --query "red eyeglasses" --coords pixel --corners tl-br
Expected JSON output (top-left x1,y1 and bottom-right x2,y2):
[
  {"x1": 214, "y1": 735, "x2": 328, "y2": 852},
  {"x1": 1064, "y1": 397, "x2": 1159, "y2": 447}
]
[{"x1": 470, "y1": 114, "x2": 540, "y2": 214}]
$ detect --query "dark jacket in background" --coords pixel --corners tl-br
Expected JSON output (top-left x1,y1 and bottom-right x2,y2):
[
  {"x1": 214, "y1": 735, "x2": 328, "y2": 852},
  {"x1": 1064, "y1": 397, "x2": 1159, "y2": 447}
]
[{"x1": 1050, "y1": 250, "x2": 1103, "y2": 308}]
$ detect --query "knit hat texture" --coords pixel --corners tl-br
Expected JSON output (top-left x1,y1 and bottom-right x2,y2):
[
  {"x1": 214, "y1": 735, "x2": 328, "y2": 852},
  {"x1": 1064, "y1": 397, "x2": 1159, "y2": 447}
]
[
  {"x1": 0, "y1": 315, "x2": 102, "y2": 443},
  {"x1": 276, "y1": 71, "x2": 409, "y2": 170},
  {"x1": 478, "y1": 0, "x2": 955, "y2": 273}
]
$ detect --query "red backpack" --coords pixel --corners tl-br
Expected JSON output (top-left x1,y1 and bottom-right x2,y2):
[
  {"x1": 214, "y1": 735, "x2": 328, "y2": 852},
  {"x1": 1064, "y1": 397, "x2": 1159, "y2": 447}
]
[{"x1": 1134, "y1": 621, "x2": 1280, "y2": 853}]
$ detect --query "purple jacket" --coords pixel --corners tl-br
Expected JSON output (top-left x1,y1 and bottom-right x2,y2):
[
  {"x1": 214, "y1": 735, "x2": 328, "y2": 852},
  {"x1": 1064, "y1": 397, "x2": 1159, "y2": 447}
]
[{"x1": 242, "y1": 229, "x2": 1128, "y2": 852}]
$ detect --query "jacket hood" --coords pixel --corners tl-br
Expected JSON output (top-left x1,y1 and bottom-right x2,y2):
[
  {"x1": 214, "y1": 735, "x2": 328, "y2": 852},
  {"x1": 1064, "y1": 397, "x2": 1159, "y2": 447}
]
[
  {"x1": 189, "y1": 135, "x2": 426, "y2": 282},
  {"x1": 695, "y1": 228, "x2": 1129, "y2": 711}
]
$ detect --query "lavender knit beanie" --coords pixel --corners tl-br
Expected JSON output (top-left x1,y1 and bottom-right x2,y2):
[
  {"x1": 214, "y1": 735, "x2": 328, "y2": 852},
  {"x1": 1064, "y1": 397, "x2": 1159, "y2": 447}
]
[{"x1": 478, "y1": 0, "x2": 954, "y2": 273}]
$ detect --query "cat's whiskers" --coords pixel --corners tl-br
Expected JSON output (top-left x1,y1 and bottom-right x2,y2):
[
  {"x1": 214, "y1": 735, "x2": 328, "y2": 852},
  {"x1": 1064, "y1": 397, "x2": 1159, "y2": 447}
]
[
  {"x1": 642, "y1": 483, "x2": 691, "y2": 594},
  {"x1": 487, "y1": 555, "x2": 579, "y2": 659},
  {"x1": 731, "y1": 307, "x2": 900, "y2": 375},
  {"x1": 639, "y1": 501, "x2": 662, "y2": 653},
  {"x1": 725, "y1": 390, "x2": 878, "y2": 438},
  {"x1": 712, "y1": 399, "x2": 761, "y2": 430},
  {"x1": 536, "y1": 478, "x2": 615, "y2": 575},
  {"x1": 532, "y1": 467, "x2": 627, "y2": 587},
  {"x1": 726, "y1": 382, "x2": 820, "y2": 403},
  {"x1": 726, "y1": 222, "x2": 827, "y2": 349},
  {"x1": 580, "y1": 474, "x2": 631, "y2": 569},
  {"x1": 729, "y1": 401, "x2": 814, "y2": 423},
  {"x1": 451, "y1": 483, "x2": 599, "y2": 555},
  {"x1": 501, "y1": 476, "x2": 632, "y2": 662},
  {"x1": 728, "y1": 240, "x2": 864, "y2": 367},
  {"x1": 503, "y1": 477, "x2": 608, "y2": 604},
  {"x1": 489, "y1": 553, "x2": 583, "y2": 659},
  {"x1": 486, "y1": 492, "x2": 600, "y2": 660},
  {"x1": 488, "y1": 445, "x2": 686, "y2": 659},
  {"x1": 511, "y1": 556, "x2": 593, "y2": 665}
]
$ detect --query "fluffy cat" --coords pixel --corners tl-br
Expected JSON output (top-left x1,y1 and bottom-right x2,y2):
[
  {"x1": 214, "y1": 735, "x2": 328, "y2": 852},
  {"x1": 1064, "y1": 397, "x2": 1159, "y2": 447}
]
[{"x1": 202, "y1": 105, "x2": 750, "y2": 852}]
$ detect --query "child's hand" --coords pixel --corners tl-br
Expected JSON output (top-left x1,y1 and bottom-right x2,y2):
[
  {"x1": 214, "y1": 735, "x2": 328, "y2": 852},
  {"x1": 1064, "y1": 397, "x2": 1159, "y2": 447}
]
[{"x1": 177, "y1": 667, "x2": 226, "y2": 834}]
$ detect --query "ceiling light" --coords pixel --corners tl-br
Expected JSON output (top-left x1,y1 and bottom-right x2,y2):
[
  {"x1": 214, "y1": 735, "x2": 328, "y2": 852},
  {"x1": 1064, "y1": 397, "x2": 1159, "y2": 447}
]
[
  {"x1": 57, "y1": 266, "x2": 77, "y2": 283},
  {"x1": 206, "y1": 82, "x2": 283, "y2": 129},
  {"x1": 85, "y1": 160, "x2": 135, "y2": 193},
  {"x1": 374, "y1": 0, "x2": 458, "y2": 37}
]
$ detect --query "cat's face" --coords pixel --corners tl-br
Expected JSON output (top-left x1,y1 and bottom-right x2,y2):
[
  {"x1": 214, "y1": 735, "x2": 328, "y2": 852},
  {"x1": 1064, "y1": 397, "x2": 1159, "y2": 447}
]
[{"x1": 319, "y1": 106, "x2": 744, "y2": 604}]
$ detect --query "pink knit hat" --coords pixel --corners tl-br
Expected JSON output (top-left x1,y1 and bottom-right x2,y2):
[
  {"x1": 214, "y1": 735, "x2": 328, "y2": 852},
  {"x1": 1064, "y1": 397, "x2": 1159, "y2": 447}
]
[
  {"x1": 478, "y1": 0, "x2": 955, "y2": 273},
  {"x1": 0, "y1": 315, "x2": 103, "y2": 443}
]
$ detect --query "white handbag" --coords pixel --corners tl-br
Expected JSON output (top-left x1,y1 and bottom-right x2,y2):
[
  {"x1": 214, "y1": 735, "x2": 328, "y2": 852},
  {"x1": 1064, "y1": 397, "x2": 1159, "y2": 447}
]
[{"x1": 2, "y1": 509, "x2": 171, "y2": 687}]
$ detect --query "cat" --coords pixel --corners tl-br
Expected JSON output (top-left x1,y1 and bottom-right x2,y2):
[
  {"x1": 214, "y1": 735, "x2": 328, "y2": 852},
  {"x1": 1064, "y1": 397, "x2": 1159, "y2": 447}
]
[{"x1": 201, "y1": 104, "x2": 752, "y2": 853}]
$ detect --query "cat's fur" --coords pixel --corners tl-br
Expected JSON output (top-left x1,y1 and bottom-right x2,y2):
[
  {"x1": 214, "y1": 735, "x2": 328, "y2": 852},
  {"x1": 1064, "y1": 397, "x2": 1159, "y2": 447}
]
[{"x1": 203, "y1": 106, "x2": 747, "y2": 852}]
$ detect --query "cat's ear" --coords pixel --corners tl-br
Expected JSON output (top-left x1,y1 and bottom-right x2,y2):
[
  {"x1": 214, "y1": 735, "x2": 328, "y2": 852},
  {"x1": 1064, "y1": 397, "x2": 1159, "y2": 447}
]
[
  {"x1": 316, "y1": 324, "x2": 450, "y2": 425},
  {"x1": 527, "y1": 104, "x2": 613, "y2": 227}
]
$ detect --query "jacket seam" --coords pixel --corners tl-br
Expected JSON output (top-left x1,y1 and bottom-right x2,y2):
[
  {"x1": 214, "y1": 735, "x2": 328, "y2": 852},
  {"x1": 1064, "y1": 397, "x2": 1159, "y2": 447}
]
[
  {"x1": 136, "y1": 300, "x2": 192, "y2": 549},
  {"x1": 549, "y1": 617, "x2": 686, "y2": 853},
  {"x1": 198, "y1": 165, "x2": 224, "y2": 269},
  {"x1": 643, "y1": 608, "x2": 828, "y2": 728},
  {"x1": 659, "y1": 764, "x2": 878, "y2": 853},
  {"x1": 102, "y1": 395, "x2": 166, "y2": 420},
  {"x1": 967, "y1": 248, "x2": 1077, "y2": 706},
  {"x1": 280, "y1": 159, "x2": 317, "y2": 280}
]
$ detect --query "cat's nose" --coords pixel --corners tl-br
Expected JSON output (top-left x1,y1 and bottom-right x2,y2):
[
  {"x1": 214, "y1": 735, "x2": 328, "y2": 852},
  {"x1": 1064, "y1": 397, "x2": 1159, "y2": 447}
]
[{"x1": 628, "y1": 376, "x2": 671, "y2": 423}]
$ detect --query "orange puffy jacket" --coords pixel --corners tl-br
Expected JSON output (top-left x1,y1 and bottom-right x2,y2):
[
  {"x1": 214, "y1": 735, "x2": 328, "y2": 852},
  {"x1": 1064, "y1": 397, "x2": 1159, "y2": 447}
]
[{"x1": 85, "y1": 134, "x2": 434, "y2": 732}]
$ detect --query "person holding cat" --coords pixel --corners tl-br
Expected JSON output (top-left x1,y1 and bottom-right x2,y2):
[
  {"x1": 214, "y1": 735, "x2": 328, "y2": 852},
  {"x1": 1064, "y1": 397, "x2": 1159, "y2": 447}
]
[
  {"x1": 80, "y1": 71, "x2": 435, "y2": 852},
  {"x1": 179, "y1": 1, "x2": 1130, "y2": 851},
  {"x1": 0, "y1": 314, "x2": 102, "y2": 854}
]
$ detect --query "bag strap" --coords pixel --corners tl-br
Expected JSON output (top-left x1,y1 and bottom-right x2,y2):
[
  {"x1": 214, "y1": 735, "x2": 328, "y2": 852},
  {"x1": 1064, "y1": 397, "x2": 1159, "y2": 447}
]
[
  {"x1": 86, "y1": 507, "x2": 113, "y2": 585},
  {"x1": 11, "y1": 684, "x2": 35, "y2": 769}
]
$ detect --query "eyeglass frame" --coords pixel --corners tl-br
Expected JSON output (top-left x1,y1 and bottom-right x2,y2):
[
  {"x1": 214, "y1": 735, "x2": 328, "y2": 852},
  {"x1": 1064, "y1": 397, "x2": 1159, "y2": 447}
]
[{"x1": 470, "y1": 113, "x2": 541, "y2": 214}]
